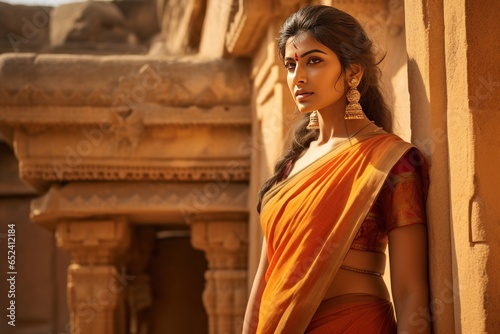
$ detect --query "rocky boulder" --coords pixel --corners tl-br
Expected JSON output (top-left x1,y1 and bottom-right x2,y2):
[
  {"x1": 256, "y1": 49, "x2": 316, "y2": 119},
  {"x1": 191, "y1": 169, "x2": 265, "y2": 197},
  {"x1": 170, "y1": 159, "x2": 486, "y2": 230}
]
[
  {"x1": 0, "y1": 2, "x2": 52, "y2": 53},
  {"x1": 50, "y1": 1, "x2": 140, "y2": 51}
]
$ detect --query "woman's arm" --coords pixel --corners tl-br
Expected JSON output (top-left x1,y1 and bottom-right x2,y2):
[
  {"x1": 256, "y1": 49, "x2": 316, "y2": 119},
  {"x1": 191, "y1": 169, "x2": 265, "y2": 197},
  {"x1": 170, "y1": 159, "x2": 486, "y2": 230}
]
[
  {"x1": 242, "y1": 238, "x2": 269, "y2": 334},
  {"x1": 389, "y1": 224, "x2": 430, "y2": 334}
]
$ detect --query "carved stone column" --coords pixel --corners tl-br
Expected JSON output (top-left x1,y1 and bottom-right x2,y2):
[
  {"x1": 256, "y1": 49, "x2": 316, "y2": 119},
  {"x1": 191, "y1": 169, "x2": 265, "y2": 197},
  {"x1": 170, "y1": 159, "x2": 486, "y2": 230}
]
[
  {"x1": 191, "y1": 221, "x2": 248, "y2": 334},
  {"x1": 56, "y1": 220, "x2": 131, "y2": 334}
]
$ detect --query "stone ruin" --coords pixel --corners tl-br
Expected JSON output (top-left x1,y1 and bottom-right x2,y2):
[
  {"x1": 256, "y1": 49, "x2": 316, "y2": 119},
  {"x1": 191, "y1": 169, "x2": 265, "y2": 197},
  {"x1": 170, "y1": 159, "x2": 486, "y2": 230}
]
[{"x1": 0, "y1": 0, "x2": 258, "y2": 333}]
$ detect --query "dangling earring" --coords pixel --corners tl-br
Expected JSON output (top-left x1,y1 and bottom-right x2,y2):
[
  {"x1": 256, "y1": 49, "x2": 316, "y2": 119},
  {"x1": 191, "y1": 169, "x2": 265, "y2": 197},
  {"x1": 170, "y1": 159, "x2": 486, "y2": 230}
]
[
  {"x1": 307, "y1": 110, "x2": 320, "y2": 130},
  {"x1": 344, "y1": 77, "x2": 365, "y2": 120}
]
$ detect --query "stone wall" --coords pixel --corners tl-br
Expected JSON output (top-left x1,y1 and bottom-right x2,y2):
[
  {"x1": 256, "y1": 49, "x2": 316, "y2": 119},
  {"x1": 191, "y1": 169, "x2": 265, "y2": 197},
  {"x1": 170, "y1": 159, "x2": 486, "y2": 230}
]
[{"x1": 406, "y1": 0, "x2": 500, "y2": 332}]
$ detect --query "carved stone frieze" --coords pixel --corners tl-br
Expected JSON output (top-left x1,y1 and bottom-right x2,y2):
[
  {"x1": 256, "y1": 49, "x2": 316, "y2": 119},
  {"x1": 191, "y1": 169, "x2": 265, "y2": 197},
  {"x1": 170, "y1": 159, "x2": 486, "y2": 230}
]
[
  {"x1": 0, "y1": 54, "x2": 252, "y2": 189},
  {"x1": 1, "y1": 104, "x2": 251, "y2": 188},
  {"x1": 21, "y1": 161, "x2": 250, "y2": 184},
  {"x1": 3, "y1": 104, "x2": 251, "y2": 184}
]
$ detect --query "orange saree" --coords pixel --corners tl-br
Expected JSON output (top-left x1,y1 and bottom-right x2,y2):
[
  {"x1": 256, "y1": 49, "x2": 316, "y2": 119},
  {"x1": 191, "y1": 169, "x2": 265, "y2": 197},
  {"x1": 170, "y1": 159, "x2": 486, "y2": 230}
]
[
  {"x1": 257, "y1": 132, "x2": 416, "y2": 333},
  {"x1": 306, "y1": 293, "x2": 397, "y2": 333}
]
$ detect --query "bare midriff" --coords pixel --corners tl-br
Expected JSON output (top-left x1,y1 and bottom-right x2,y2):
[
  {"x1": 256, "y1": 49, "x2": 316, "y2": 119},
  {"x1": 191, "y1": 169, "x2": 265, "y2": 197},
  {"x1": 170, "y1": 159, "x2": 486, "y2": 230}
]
[{"x1": 323, "y1": 249, "x2": 390, "y2": 301}]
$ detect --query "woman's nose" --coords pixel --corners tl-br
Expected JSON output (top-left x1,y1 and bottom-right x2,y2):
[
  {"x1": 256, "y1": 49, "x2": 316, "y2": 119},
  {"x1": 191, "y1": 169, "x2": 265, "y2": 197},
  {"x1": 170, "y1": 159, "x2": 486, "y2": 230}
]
[{"x1": 292, "y1": 66, "x2": 306, "y2": 85}]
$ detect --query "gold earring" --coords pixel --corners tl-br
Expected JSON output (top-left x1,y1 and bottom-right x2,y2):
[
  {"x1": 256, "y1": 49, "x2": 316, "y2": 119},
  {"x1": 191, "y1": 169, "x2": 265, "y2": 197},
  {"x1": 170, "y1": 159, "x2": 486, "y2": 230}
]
[
  {"x1": 307, "y1": 110, "x2": 320, "y2": 130},
  {"x1": 344, "y1": 77, "x2": 364, "y2": 120}
]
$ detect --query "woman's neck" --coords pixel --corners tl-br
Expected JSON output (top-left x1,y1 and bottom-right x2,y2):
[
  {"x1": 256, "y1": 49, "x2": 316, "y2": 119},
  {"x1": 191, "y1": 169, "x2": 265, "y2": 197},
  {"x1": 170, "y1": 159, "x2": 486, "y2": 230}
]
[{"x1": 315, "y1": 108, "x2": 372, "y2": 145}]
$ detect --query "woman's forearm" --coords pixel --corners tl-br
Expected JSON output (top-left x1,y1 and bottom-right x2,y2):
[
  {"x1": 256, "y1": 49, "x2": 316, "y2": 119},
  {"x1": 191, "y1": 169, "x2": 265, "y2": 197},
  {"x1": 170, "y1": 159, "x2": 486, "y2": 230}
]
[
  {"x1": 242, "y1": 275, "x2": 265, "y2": 334},
  {"x1": 395, "y1": 291, "x2": 431, "y2": 334}
]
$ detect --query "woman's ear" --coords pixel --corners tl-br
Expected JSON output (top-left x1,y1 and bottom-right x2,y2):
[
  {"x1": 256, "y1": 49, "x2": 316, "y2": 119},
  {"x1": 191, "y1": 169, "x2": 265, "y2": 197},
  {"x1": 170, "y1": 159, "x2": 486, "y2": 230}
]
[{"x1": 346, "y1": 64, "x2": 364, "y2": 83}]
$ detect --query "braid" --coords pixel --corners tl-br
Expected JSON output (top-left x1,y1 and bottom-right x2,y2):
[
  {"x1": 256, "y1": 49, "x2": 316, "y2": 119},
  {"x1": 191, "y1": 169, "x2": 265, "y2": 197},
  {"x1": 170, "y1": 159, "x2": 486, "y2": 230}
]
[{"x1": 256, "y1": 113, "x2": 317, "y2": 213}]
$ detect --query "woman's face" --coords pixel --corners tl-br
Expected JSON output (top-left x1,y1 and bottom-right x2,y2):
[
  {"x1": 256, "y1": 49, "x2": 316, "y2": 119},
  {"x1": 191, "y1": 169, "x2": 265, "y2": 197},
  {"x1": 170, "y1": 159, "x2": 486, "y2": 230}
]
[{"x1": 284, "y1": 32, "x2": 346, "y2": 114}]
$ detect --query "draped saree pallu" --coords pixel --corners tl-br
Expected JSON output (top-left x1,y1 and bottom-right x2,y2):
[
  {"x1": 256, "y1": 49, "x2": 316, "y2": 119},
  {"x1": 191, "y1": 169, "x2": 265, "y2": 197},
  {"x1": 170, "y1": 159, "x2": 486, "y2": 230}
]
[{"x1": 257, "y1": 132, "x2": 416, "y2": 333}]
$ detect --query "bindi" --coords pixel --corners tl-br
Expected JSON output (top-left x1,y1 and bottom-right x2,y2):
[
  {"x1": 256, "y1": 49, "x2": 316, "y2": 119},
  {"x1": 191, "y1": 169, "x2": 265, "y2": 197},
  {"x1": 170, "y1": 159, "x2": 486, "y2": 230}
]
[{"x1": 294, "y1": 53, "x2": 299, "y2": 61}]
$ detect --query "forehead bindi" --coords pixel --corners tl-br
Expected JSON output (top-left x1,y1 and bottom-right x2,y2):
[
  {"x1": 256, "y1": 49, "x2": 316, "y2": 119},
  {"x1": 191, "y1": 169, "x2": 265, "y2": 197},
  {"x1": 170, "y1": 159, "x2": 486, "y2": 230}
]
[{"x1": 285, "y1": 34, "x2": 329, "y2": 59}]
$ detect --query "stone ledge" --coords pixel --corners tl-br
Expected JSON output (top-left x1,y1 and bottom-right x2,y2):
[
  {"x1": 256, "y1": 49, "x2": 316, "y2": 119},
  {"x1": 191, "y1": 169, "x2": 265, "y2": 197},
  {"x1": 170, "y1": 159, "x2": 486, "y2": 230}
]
[
  {"x1": 0, "y1": 53, "x2": 251, "y2": 107},
  {"x1": 32, "y1": 181, "x2": 249, "y2": 229}
]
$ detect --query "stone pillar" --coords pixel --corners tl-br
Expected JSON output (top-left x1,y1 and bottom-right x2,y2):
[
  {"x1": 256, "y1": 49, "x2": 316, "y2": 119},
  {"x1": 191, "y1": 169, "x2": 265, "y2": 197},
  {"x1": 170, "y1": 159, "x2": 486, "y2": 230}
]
[
  {"x1": 191, "y1": 221, "x2": 248, "y2": 334},
  {"x1": 55, "y1": 220, "x2": 131, "y2": 334},
  {"x1": 442, "y1": 0, "x2": 500, "y2": 332},
  {"x1": 404, "y1": 2, "x2": 455, "y2": 333}
]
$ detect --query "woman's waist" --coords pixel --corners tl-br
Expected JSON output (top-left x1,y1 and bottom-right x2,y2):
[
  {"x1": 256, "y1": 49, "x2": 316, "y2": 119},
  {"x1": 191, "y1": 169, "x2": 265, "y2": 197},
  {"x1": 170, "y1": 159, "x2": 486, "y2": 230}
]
[
  {"x1": 323, "y1": 249, "x2": 389, "y2": 301},
  {"x1": 324, "y1": 270, "x2": 390, "y2": 301},
  {"x1": 342, "y1": 249, "x2": 386, "y2": 274}
]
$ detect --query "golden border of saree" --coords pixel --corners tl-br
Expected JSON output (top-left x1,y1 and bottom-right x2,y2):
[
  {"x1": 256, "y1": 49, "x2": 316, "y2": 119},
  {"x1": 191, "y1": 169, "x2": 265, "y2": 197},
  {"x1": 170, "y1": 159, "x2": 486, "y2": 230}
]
[{"x1": 257, "y1": 132, "x2": 415, "y2": 333}]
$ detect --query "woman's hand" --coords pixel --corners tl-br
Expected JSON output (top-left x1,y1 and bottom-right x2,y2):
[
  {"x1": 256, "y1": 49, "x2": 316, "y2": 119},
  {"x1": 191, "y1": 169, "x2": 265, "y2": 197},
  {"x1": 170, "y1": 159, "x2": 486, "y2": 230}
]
[{"x1": 242, "y1": 238, "x2": 269, "y2": 334}]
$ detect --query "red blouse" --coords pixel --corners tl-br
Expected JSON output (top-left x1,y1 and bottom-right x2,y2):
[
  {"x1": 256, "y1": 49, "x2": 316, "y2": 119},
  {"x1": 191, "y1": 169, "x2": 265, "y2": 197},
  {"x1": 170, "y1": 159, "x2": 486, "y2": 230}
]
[
  {"x1": 282, "y1": 147, "x2": 428, "y2": 254},
  {"x1": 350, "y1": 148, "x2": 428, "y2": 253}
]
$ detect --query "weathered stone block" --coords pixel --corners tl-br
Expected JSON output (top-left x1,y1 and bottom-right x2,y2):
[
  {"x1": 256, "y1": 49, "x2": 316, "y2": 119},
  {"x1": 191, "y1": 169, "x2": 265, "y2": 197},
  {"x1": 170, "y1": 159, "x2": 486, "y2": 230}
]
[
  {"x1": 50, "y1": 2, "x2": 139, "y2": 49},
  {"x1": 0, "y1": 3, "x2": 52, "y2": 53}
]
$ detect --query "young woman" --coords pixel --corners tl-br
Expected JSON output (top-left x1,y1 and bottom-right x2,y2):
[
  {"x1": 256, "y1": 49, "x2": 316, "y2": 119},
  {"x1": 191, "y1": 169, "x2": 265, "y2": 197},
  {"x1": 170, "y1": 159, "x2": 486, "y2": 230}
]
[{"x1": 243, "y1": 5, "x2": 430, "y2": 334}]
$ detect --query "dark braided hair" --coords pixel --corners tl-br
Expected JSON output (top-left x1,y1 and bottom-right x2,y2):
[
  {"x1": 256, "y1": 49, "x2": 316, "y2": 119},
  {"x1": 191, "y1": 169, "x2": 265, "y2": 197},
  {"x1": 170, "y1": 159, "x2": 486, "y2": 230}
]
[{"x1": 256, "y1": 5, "x2": 392, "y2": 213}]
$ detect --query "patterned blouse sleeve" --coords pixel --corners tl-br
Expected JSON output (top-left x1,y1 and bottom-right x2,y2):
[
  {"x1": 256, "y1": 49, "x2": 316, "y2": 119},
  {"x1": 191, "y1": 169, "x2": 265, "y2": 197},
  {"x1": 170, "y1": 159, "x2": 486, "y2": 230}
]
[{"x1": 379, "y1": 148, "x2": 429, "y2": 232}]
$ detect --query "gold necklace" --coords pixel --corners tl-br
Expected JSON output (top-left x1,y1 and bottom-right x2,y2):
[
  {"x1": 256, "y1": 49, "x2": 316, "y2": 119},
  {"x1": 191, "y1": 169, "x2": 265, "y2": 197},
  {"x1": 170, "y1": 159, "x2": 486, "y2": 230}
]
[{"x1": 345, "y1": 120, "x2": 376, "y2": 146}]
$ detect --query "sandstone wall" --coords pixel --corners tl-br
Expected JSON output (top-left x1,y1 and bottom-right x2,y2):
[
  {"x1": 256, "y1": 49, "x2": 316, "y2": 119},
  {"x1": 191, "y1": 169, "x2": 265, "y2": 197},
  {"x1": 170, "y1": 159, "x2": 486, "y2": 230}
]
[{"x1": 405, "y1": 0, "x2": 500, "y2": 332}]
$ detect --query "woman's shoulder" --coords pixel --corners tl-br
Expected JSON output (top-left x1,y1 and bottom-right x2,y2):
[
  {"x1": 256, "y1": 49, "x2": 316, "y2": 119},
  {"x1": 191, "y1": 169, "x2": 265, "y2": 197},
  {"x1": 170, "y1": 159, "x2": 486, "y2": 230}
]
[
  {"x1": 373, "y1": 132, "x2": 426, "y2": 154},
  {"x1": 361, "y1": 131, "x2": 414, "y2": 153},
  {"x1": 365, "y1": 131, "x2": 429, "y2": 172}
]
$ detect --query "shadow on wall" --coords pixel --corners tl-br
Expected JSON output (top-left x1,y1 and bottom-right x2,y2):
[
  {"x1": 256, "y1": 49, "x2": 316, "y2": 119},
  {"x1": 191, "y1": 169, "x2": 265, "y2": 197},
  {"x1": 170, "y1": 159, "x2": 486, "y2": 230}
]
[
  {"x1": 406, "y1": 57, "x2": 458, "y2": 334},
  {"x1": 0, "y1": 142, "x2": 71, "y2": 333}
]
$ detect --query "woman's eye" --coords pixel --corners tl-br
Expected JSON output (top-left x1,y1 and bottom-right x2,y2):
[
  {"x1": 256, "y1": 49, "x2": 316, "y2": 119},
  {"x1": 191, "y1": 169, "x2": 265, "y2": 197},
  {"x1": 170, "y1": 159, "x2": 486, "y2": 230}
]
[
  {"x1": 284, "y1": 62, "x2": 296, "y2": 70},
  {"x1": 308, "y1": 57, "x2": 322, "y2": 65}
]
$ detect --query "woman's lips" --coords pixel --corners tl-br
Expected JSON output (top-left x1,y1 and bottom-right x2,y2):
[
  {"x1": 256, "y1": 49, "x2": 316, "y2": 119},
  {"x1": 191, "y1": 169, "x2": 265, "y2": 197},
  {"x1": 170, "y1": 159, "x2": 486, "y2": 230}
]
[{"x1": 296, "y1": 92, "x2": 313, "y2": 102}]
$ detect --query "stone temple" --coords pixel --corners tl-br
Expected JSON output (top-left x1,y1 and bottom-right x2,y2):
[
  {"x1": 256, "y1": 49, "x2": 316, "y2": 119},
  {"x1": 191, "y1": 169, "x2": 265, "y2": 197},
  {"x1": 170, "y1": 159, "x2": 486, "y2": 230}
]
[{"x1": 0, "y1": 0, "x2": 498, "y2": 333}]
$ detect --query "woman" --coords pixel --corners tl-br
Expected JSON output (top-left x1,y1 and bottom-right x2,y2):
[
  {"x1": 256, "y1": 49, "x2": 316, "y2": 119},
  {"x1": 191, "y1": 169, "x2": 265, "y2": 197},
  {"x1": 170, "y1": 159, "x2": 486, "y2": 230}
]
[{"x1": 243, "y1": 5, "x2": 430, "y2": 334}]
